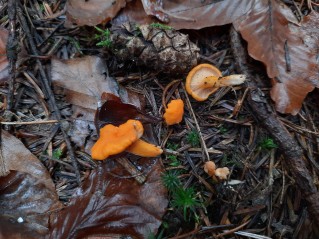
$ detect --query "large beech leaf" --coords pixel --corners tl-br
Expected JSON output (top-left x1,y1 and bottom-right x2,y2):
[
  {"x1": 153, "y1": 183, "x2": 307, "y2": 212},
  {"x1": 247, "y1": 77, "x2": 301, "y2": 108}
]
[
  {"x1": 65, "y1": 0, "x2": 127, "y2": 27},
  {"x1": 234, "y1": 1, "x2": 319, "y2": 114},
  {"x1": 49, "y1": 157, "x2": 167, "y2": 239},
  {"x1": 0, "y1": 27, "x2": 9, "y2": 81},
  {"x1": 114, "y1": 0, "x2": 254, "y2": 30},
  {"x1": 0, "y1": 131, "x2": 62, "y2": 238},
  {"x1": 51, "y1": 55, "x2": 142, "y2": 121}
]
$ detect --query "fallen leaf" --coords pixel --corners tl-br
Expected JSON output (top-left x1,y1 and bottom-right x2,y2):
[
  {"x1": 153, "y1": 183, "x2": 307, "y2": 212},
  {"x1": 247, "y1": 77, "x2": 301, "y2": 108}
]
[
  {"x1": 65, "y1": 0, "x2": 127, "y2": 27},
  {"x1": 49, "y1": 156, "x2": 167, "y2": 239},
  {"x1": 95, "y1": 93, "x2": 160, "y2": 129},
  {"x1": 0, "y1": 27, "x2": 9, "y2": 82},
  {"x1": 113, "y1": 0, "x2": 254, "y2": 30},
  {"x1": 0, "y1": 131, "x2": 62, "y2": 238},
  {"x1": 234, "y1": 1, "x2": 319, "y2": 114},
  {"x1": 51, "y1": 55, "x2": 142, "y2": 117}
]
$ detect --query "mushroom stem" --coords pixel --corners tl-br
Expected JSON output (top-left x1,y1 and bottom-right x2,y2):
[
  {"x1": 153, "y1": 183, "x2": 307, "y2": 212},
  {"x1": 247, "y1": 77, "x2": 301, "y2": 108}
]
[{"x1": 216, "y1": 74, "x2": 246, "y2": 87}]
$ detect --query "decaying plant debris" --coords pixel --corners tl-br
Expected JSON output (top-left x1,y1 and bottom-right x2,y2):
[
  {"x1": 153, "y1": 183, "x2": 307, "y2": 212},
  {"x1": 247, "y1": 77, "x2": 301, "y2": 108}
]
[{"x1": 0, "y1": 0, "x2": 319, "y2": 239}]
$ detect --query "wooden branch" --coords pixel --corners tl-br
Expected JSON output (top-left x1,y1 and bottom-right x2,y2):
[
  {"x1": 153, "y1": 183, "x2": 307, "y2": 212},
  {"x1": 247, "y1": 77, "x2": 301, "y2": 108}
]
[{"x1": 229, "y1": 25, "x2": 319, "y2": 226}]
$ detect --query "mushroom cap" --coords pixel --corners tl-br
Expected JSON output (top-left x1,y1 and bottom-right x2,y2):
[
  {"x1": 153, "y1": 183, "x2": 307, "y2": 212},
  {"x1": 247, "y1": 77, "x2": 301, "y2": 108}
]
[
  {"x1": 215, "y1": 167, "x2": 230, "y2": 180},
  {"x1": 91, "y1": 119, "x2": 144, "y2": 160},
  {"x1": 126, "y1": 139, "x2": 163, "y2": 157},
  {"x1": 186, "y1": 63, "x2": 222, "y2": 101},
  {"x1": 163, "y1": 99, "x2": 184, "y2": 125},
  {"x1": 204, "y1": 161, "x2": 216, "y2": 176}
]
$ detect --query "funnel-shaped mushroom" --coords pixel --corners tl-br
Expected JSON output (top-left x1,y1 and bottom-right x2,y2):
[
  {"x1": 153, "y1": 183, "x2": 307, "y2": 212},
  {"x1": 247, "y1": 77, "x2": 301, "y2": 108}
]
[
  {"x1": 163, "y1": 99, "x2": 184, "y2": 125},
  {"x1": 186, "y1": 63, "x2": 246, "y2": 101},
  {"x1": 91, "y1": 119, "x2": 144, "y2": 160},
  {"x1": 126, "y1": 139, "x2": 163, "y2": 157}
]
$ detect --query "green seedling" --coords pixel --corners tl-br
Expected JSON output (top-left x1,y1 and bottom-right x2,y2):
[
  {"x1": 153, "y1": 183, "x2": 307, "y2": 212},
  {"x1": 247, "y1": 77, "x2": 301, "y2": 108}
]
[
  {"x1": 171, "y1": 187, "x2": 200, "y2": 221},
  {"x1": 52, "y1": 149, "x2": 63, "y2": 160},
  {"x1": 167, "y1": 154, "x2": 181, "y2": 167},
  {"x1": 167, "y1": 142, "x2": 179, "y2": 151},
  {"x1": 186, "y1": 129, "x2": 200, "y2": 147},
  {"x1": 150, "y1": 22, "x2": 173, "y2": 30},
  {"x1": 218, "y1": 126, "x2": 228, "y2": 134},
  {"x1": 94, "y1": 27, "x2": 112, "y2": 48},
  {"x1": 259, "y1": 137, "x2": 278, "y2": 150},
  {"x1": 162, "y1": 171, "x2": 181, "y2": 192}
]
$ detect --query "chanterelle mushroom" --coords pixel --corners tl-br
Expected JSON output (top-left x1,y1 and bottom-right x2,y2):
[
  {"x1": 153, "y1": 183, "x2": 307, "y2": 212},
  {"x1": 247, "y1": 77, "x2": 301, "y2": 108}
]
[
  {"x1": 163, "y1": 99, "x2": 184, "y2": 125},
  {"x1": 186, "y1": 63, "x2": 246, "y2": 101},
  {"x1": 91, "y1": 119, "x2": 144, "y2": 160},
  {"x1": 126, "y1": 139, "x2": 163, "y2": 157}
]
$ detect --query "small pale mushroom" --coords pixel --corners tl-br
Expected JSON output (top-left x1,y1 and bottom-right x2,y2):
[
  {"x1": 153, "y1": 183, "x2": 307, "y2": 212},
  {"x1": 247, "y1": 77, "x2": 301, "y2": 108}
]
[
  {"x1": 126, "y1": 139, "x2": 163, "y2": 157},
  {"x1": 215, "y1": 167, "x2": 230, "y2": 180},
  {"x1": 91, "y1": 119, "x2": 144, "y2": 160},
  {"x1": 204, "y1": 161, "x2": 216, "y2": 176},
  {"x1": 186, "y1": 63, "x2": 246, "y2": 101},
  {"x1": 163, "y1": 99, "x2": 184, "y2": 125}
]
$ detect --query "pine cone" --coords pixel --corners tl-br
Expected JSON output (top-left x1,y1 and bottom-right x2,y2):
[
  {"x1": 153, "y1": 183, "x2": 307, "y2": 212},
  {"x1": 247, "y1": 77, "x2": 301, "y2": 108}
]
[{"x1": 110, "y1": 22, "x2": 199, "y2": 75}]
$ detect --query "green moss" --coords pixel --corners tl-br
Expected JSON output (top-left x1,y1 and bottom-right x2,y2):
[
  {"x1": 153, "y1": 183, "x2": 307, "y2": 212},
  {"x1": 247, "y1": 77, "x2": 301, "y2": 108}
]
[
  {"x1": 259, "y1": 137, "x2": 278, "y2": 150},
  {"x1": 186, "y1": 129, "x2": 200, "y2": 147},
  {"x1": 150, "y1": 22, "x2": 173, "y2": 30}
]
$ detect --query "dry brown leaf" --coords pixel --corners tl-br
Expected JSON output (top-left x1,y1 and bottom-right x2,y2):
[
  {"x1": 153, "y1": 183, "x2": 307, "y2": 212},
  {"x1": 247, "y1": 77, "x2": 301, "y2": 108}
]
[
  {"x1": 0, "y1": 27, "x2": 9, "y2": 82},
  {"x1": 51, "y1": 56, "x2": 142, "y2": 117},
  {"x1": 65, "y1": 0, "x2": 127, "y2": 27},
  {"x1": 234, "y1": 1, "x2": 319, "y2": 114},
  {"x1": 113, "y1": 0, "x2": 254, "y2": 29},
  {"x1": 0, "y1": 131, "x2": 62, "y2": 238}
]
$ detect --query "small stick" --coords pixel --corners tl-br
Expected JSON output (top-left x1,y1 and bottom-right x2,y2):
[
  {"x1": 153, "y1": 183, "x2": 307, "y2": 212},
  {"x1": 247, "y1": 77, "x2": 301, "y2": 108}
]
[
  {"x1": 6, "y1": 0, "x2": 17, "y2": 111},
  {"x1": 181, "y1": 83, "x2": 210, "y2": 162},
  {"x1": 0, "y1": 120, "x2": 59, "y2": 125},
  {"x1": 215, "y1": 220, "x2": 250, "y2": 238},
  {"x1": 117, "y1": 157, "x2": 146, "y2": 184},
  {"x1": 162, "y1": 79, "x2": 181, "y2": 109}
]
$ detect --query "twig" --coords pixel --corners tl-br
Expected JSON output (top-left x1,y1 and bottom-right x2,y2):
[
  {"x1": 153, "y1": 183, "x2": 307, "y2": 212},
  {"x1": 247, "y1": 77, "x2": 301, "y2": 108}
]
[
  {"x1": 215, "y1": 220, "x2": 250, "y2": 238},
  {"x1": 17, "y1": 4, "x2": 81, "y2": 185},
  {"x1": 230, "y1": 26, "x2": 319, "y2": 226},
  {"x1": 181, "y1": 83, "x2": 210, "y2": 161},
  {"x1": 0, "y1": 120, "x2": 58, "y2": 125},
  {"x1": 6, "y1": 0, "x2": 17, "y2": 110}
]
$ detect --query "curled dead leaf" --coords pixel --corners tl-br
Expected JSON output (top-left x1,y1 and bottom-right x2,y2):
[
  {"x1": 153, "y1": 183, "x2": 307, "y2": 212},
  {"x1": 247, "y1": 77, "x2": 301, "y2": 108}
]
[
  {"x1": 65, "y1": 0, "x2": 127, "y2": 27},
  {"x1": 234, "y1": 1, "x2": 318, "y2": 114}
]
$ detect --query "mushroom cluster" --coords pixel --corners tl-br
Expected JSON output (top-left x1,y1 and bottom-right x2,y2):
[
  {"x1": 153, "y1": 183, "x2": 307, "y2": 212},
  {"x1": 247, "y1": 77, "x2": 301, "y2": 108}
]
[
  {"x1": 186, "y1": 63, "x2": 246, "y2": 101},
  {"x1": 91, "y1": 119, "x2": 163, "y2": 160},
  {"x1": 204, "y1": 161, "x2": 230, "y2": 180}
]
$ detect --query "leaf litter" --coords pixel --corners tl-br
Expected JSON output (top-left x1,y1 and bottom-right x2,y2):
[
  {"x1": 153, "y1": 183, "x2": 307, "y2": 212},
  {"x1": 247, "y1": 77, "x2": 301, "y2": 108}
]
[{"x1": 0, "y1": 0, "x2": 319, "y2": 238}]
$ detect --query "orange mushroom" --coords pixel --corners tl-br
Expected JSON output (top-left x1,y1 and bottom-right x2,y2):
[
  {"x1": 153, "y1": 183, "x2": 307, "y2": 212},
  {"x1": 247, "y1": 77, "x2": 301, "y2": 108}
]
[
  {"x1": 215, "y1": 167, "x2": 230, "y2": 180},
  {"x1": 91, "y1": 119, "x2": 144, "y2": 160},
  {"x1": 163, "y1": 99, "x2": 184, "y2": 125},
  {"x1": 204, "y1": 161, "x2": 216, "y2": 176},
  {"x1": 126, "y1": 139, "x2": 163, "y2": 157},
  {"x1": 186, "y1": 63, "x2": 246, "y2": 101}
]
